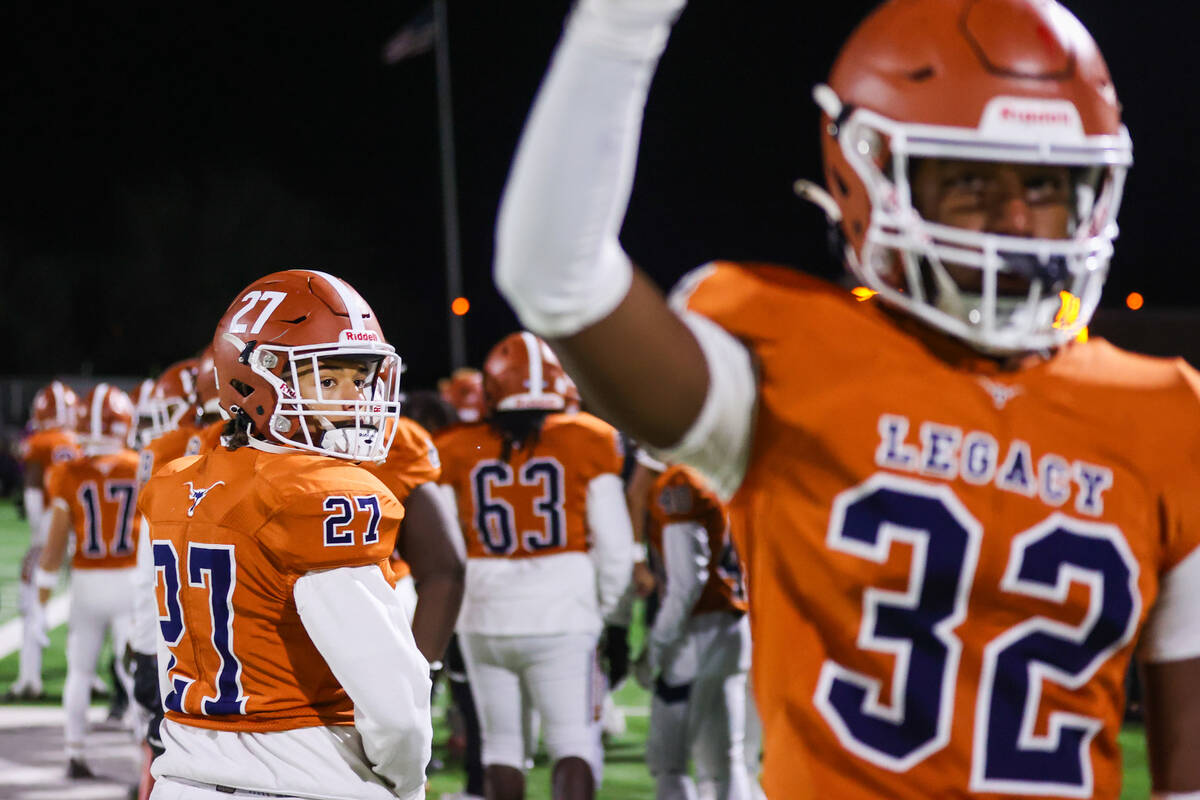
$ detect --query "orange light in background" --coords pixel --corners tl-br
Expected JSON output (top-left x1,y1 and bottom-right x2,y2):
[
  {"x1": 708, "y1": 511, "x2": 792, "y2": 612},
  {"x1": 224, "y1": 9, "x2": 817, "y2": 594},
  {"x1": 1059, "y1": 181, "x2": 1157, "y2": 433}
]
[
  {"x1": 451, "y1": 297, "x2": 470, "y2": 316},
  {"x1": 851, "y1": 286, "x2": 878, "y2": 302},
  {"x1": 1075, "y1": 326, "x2": 1088, "y2": 343},
  {"x1": 1125, "y1": 292, "x2": 1144, "y2": 311}
]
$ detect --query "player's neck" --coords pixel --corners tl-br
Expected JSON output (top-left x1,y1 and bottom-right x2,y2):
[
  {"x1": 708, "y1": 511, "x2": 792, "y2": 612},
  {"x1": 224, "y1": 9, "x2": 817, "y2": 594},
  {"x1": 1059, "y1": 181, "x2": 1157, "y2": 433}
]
[{"x1": 879, "y1": 306, "x2": 1056, "y2": 375}]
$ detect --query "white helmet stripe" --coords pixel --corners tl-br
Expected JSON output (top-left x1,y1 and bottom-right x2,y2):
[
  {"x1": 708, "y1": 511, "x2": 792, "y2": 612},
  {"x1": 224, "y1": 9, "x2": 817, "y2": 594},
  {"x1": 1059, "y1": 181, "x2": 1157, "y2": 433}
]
[
  {"x1": 51, "y1": 382, "x2": 68, "y2": 428},
  {"x1": 520, "y1": 332, "x2": 543, "y2": 399},
  {"x1": 91, "y1": 384, "x2": 109, "y2": 439},
  {"x1": 306, "y1": 269, "x2": 365, "y2": 330}
]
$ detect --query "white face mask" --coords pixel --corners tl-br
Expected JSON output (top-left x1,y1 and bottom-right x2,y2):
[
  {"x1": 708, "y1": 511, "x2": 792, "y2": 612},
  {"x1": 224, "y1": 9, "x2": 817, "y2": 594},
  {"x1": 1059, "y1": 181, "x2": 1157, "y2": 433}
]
[
  {"x1": 817, "y1": 86, "x2": 1132, "y2": 355},
  {"x1": 234, "y1": 338, "x2": 404, "y2": 463}
]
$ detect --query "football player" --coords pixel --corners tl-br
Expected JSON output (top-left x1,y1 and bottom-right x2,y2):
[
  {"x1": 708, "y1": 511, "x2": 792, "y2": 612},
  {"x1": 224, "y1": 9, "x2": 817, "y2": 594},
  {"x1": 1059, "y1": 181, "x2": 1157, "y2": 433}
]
[
  {"x1": 136, "y1": 358, "x2": 198, "y2": 449},
  {"x1": 34, "y1": 384, "x2": 139, "y2": 777},
  {"x1": 435, "y1": 331, "x2": 634, "y2": 800},
  {"x1": 640, "y1": 463, "x2": 751, "y2": 800},
  {"x1": 6, "y1": 381, "x2": 80, "y2": 701},
  {"x1": 439, "y1": 367, "x2": 486, "y2": 425},
  {"x1": 138, "y1": 269, "x2": 431, "y2": 800},
  {"x1": 494, "y1": 1, "x2": 1200, "y2": 798}
]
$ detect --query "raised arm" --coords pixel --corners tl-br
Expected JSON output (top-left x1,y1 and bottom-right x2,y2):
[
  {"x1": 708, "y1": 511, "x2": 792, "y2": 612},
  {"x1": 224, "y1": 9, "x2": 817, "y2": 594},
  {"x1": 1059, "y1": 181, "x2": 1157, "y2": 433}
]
[{"x1": 495, "y1": 0, "x2": 711, "y2": 449}]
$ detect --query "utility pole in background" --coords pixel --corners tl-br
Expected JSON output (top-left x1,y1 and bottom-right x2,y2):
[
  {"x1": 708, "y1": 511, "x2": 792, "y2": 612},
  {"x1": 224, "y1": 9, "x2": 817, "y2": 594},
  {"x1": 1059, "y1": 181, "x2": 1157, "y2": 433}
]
[{"x1": 383, "y1": 0, "x2": 467, "y2": 370}]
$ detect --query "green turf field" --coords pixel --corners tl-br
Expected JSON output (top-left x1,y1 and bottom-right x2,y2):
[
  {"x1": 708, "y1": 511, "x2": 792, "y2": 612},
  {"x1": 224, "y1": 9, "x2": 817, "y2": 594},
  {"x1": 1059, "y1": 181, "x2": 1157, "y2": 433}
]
[{"x1": 0, "y1": 498, "x2": 1153, "y2": 799}]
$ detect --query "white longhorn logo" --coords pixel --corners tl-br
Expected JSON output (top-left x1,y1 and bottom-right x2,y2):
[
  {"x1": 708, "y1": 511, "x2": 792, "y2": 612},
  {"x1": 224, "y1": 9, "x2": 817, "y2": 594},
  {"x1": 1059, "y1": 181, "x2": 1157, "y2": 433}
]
[{"x1": 185, "y1": 480, "x2": 226, "y2": 517}]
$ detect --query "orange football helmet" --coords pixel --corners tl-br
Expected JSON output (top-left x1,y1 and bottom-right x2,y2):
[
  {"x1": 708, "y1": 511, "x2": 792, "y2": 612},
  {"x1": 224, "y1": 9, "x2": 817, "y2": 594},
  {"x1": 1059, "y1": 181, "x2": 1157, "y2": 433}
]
[
  {"x1": 438, "y1": 368, "x2": 486, "y2": 423},
  {"x1": 141, "y1": 358, "x2": 199, "y2": 445},
  {"x1": 559, "y1": 372, "x2": 581, "y2": 414},
  {"x1": 129, "y1": 378, "x2": 156, "y2": 447},
  {"x1": 76, "y1": 384, "x2": 135, "y2": 452},
  {"x1": 815, "y1": 0, "x2": 1130, "y2": 354},
  {"x1": 212, "y1": 269, "x2": 402, "y2": 462},
  {"x1": 30, "y1": 381, "x2": 78, "y2": 431},
  {"x1": 193, "y1": 344, "x2": 222, "y2": 424},
  {"x1": 483, "y1": 332, "x2": 568, "y2": 414}
]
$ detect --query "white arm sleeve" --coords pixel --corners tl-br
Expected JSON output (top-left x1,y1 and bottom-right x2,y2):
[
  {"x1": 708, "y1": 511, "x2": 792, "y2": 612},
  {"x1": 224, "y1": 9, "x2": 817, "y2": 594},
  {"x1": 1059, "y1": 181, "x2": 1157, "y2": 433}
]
[
  {"x1": 586, "y1": 473, "x2": 635, "y2": 622},
  {"x1": 494, "y1": 0, "x2": 684, "y2": 337},
  {"x1": 23, "y1": 487, "x2": 46, "y2": 547},
  {"x1": 131, "y1": 516, "x2": 159, "y2": 655},
  {"x1": 648, "y1": 311, "x2": 757, "y2": 500},
  {"x1": 647, "y1": 520, "x2": 709, "y2": 672},
  {"x1": 1139, "y1": 545, "x2": 1200, "y2": 663},
  {"x1": 295, "y1": 566, "x2": 433, "y2": 800}
]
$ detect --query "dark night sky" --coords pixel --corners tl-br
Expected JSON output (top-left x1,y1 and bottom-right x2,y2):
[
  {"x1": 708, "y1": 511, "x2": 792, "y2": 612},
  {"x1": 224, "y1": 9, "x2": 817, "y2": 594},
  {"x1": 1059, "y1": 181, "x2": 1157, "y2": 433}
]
[{"x1": 1, "y1": 1, "x2": 1197, "y2": 390}]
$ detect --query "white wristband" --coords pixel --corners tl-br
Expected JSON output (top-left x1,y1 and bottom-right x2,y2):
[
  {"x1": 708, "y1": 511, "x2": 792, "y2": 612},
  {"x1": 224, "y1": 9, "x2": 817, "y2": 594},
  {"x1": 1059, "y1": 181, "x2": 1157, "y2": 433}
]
[{"x1": 32, "y1": 567, "x2": 58, "y2": 590}]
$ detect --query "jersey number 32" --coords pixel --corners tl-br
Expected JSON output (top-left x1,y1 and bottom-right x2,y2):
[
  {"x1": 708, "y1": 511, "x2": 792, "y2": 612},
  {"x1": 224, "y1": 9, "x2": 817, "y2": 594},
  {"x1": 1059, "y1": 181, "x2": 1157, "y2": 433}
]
[{"x1": 815, "y1": 473, "x2": 1138, "y2": 798}]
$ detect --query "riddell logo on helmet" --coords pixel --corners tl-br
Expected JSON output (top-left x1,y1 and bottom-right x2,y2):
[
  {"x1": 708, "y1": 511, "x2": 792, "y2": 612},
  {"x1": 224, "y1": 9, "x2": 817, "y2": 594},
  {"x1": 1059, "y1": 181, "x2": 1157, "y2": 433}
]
[
  {"x1": 339, "y1": 330, "x2": 380, "y2": 343},
  {"x1": 998, "y1": 107, "x2": 1071, "y2": 126},
  {"x1": 980, "y1": 97, "x2": 1084, "y2": 140}
]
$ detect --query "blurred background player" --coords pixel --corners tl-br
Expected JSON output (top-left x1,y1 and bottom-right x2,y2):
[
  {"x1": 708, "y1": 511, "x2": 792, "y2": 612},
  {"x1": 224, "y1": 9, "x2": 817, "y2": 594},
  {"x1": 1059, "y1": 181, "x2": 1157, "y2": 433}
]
[
  {"x1": 34, "y1": 384, "x2": 140, "y2": 778},
  {"x1": 139, "y1": 269, "x2": 431, "y2": 800},
  {"x1": 136, "y1": 357, "x2": 197, "y2": 449},
  {"x1": 495, "y1": 0, "x2": 1200, "y2": 797},
  {"x1": 129, "y1": 378, "x2": 157, "y2": 451},
  {"x1": 439, "y1": 368, "x2": 486, "y2": 425},
  {"x1": 136, "y1": 349, "x2": 223, "y2": 489},
  {"x1": 435, "y1": 332, "x2": 634, "y2": 800},
  {"x1": 639, "y1": 463, "x2": 751, "y2": 800},
  {"x1": 6, "y1": 380, "x2": 80, "y2": 701}
]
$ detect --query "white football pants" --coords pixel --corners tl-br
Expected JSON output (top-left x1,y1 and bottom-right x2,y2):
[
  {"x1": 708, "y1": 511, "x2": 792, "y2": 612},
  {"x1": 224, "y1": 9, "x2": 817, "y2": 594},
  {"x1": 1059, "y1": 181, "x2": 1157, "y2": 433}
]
[
  {"x1": 646, "y1": 611, "x2": 752, "y2": 800},
  {"x1": 64, "y1": 567, "x2": 136, "y2": 758},
  {"x1": 460, "y1": 632, "x2": 604, "y2": 782},
  {"x1": 15, "y1": 578, "x2": 48, "y2": 692}
]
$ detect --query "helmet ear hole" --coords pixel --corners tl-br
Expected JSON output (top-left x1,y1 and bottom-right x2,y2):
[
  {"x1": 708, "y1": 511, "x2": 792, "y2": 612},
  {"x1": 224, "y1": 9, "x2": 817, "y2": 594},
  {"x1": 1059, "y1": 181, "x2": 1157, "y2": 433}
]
[{"x1": 230, "y1": 379, "x2": 255, "y2": 398}]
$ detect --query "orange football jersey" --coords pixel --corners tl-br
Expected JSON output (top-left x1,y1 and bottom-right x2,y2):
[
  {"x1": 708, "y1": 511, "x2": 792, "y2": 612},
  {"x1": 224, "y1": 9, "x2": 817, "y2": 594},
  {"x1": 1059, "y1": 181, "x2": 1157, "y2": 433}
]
[
  {"x1": 20, "y1": 429, "x2": 81, "y2": 477},
  {"x1": 647, "y1": 464, "x2": 747, "y2": 617},
  {"x1": 679, "y1": 262, "x2": 1200, "y2": 800},
  {"x1": 138, "y1": 446, "x2": 403, "y2": 732},
  {"x1": 45, "y1": 449, "x2": 141, "y2": 570},
  {"x1": 138, "y1": 420, "x2": 225, "y2": 487},
  {"x1": 366, "y1": 416, "x2": 441, "y2": 505},
  {"x1": 436, "y1": 413, "x2": 623, "y2": 560},
  {"x1": 365, "y1": 417, "x2": 442, "y2": 582}
]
